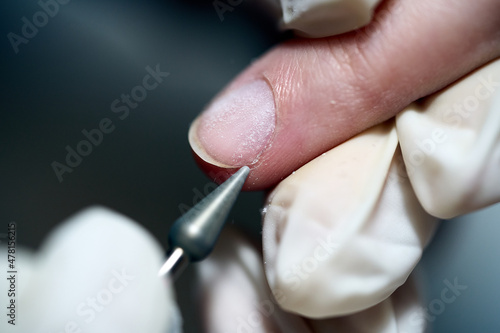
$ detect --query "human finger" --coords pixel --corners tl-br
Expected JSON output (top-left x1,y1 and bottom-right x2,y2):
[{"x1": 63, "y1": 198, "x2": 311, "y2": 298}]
[{"x1": 189, "y1": 0, "x2": 500, "y2": 189}]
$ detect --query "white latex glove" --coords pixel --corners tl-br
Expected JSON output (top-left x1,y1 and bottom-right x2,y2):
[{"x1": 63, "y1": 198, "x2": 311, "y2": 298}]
[
  {"x1": 189, "y1": 0, "x2": 499, "y2": 331},
  {"x1": 197, "y1": 229, "x2": 425, "y2": 333},
  {"x1": 396, "y1": 59, "x2": 500, "y2": 219},
  {"x1": 263, "y1": 120, "x2": 438, "y2": 321},
  {"x1": 275, "y1": 0, "x2": 383, "y2": 37},
  {"x1": 260, "y1": 58, "x2": 500, "y2": 328},
  {"x1": 0, "y1": 207, "x2": 182, "y2": 333}
]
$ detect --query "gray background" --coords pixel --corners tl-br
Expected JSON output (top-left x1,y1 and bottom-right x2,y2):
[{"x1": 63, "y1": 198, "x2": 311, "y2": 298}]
[{"x1": 1, "y1": 0, "x2": 498, "y2": 332}]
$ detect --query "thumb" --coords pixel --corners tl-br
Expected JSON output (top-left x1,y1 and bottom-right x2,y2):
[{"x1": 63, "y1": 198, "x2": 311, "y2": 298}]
[{"x1": 189, "y1": 0, "x2": 500, "y2": 189}]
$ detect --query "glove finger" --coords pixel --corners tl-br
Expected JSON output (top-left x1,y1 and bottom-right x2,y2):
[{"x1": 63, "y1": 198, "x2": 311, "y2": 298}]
[
  {"x1": 306, "y1": 277, "x2": 424, "y2": 333},
  {"x1": 0, "y1": 245, "x2": 34, "y2": 332},
  {"x1": 277, "y1": 0, "x2": 383, "y2": 37},
  {"x1": 196, "y1": 228, "x2": 311, "y2": 333},
  {"x1": 262, "y1": 120, "x2": 438, "y2": 318},
  {"x1": 396, "y1": 58, "x2": 500, "y2": 219},
  {"x1": 197, "y1": 228, "x2": 426, "y2": 333},
  {"x1": 14, "y1": 207, "x2": 181, "y2": 333}
]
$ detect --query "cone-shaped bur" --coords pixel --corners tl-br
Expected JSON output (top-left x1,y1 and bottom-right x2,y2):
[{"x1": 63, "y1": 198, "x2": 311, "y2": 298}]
[{"x1": 167, "y1": 166, "x2": 249, "y2": 262}]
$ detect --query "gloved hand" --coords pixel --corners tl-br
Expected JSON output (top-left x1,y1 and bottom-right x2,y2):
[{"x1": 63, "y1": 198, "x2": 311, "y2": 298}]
[
  {"x1": 197, "y1": 229, "x2": 424, "y2": 332},
  {"x1": 261, "y1": 58, "x2": 500, "y2": 320},
  {"x1": 188, "y1": 0, "x2": 500, "y2": 331},
  {"x1": 0, "y1": 207, "x2": 181, "y2": 333}
]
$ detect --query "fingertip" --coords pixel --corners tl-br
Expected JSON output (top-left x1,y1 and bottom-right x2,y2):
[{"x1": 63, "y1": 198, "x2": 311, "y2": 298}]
[
  {"x1": 188, "y1": 117, "x2": 235, "y2": 170},
  {"x1": 190, "y1": 150, "x2": 260, "y2": 190}
]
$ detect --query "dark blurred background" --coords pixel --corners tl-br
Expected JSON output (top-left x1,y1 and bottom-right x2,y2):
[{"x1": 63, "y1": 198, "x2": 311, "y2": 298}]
[
  {"x1": 0, "y1": 1, "x2": 281, "y2": 331},
  {"x1": 1, "y1": 1, "x2": 499, "y2": 332},
  {"x1": 0, "y1": 0, "x2": 281, "y2": 249}
]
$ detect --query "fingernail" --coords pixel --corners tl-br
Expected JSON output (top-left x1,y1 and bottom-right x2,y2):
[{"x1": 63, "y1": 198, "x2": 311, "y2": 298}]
[{"x1": 189, "y1": 80, "x2": 276, "y2": 167}]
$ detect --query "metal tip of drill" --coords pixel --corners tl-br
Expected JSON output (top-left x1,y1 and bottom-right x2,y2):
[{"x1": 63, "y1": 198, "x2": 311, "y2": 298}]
[{"x1": 158, "y1": 166, "x2": 250, "y2": 279}]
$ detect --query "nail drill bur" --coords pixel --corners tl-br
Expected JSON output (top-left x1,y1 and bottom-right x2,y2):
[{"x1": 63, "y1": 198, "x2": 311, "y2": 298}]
[{"x1": 158, "y1": 166, "x2": 250, "y2": 279}]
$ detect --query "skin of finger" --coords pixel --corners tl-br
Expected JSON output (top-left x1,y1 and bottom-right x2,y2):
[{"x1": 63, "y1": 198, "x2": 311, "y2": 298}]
[
  {"x1": 396, "y1": 58, "x2": 500, "y2": 219},
  {"x1": 196, "y1": 228, "x2": 312, "y2": 333},
  {"x1": 14, "y1": 207, "x2": 180, "y2": 333},
  {"x1": 262, "y1": 122, "x2": 438, "y2": 318},
  {"x1": 193, "y1": 0, "x2": 500, "y2": 190}
]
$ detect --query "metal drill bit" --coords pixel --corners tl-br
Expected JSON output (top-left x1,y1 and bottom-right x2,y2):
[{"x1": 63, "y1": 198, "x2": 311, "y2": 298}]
[{"x1": 158, "y1": 166, "x2": 250, "y2": 279}]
